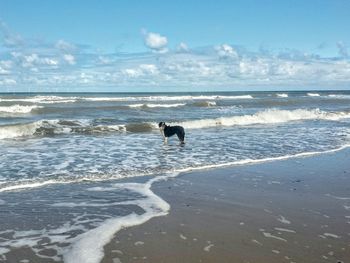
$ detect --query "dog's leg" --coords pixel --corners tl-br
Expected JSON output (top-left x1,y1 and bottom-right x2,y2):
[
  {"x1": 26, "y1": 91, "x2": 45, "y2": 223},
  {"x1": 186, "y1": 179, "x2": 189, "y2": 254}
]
[{"x1": 176, "y1": 133, "x2": 185, "y2": 144}]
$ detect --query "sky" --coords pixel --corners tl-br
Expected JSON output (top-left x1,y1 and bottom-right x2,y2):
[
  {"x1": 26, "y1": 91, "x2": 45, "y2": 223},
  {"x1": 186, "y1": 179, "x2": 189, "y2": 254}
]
[{"x1": 0, "y1": 0, "x2": 349, "y2": 92}]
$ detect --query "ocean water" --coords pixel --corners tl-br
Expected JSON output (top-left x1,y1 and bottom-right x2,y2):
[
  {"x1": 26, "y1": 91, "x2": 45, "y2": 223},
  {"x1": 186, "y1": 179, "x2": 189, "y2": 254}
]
[{"x1": 0, "y1": 90, "x2": 350, "y2": 262}]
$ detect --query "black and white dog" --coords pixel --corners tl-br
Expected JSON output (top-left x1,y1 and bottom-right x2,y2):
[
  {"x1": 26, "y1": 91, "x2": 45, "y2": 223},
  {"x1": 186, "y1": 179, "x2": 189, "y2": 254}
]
[{"x1": 158, "y1": 122, "x2": 185, "y2": 144}]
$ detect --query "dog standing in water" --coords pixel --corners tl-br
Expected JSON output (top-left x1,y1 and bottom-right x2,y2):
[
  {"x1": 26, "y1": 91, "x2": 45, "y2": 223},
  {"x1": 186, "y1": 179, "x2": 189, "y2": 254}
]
[{"x1": 158, "y1": 122, "x2": 185, "y2": 144}]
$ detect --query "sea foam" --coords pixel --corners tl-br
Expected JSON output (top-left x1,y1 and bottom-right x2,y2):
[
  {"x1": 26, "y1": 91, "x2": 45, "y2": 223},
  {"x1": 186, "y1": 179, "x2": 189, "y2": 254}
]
[
  {"x1": 307, "y1": 93, "x2": 320, "y2": 97},
  {"x1": 62, "y1": 173, "x2": 177, "y2": 263}
]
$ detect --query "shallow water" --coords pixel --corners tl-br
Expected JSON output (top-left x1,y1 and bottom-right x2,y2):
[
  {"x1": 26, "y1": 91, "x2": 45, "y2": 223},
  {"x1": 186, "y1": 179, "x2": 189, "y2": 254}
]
[{"x1": 0, "y1": 90, "x2": 350, "y2": 262}]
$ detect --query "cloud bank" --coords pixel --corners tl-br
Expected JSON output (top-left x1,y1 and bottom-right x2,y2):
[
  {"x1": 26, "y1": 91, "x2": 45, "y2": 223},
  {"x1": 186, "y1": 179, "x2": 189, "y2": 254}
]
[{"x1": 0, "y1": 24, "x2": 349, "y2": 91}]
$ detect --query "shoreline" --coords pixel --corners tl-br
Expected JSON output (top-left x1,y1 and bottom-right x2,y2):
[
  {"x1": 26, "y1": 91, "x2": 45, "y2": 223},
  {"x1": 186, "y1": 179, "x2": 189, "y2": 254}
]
[
  {"x1": 1, "y1": 144, "x2": 349, "y2": 193},
  {"x1": 102, "y1": 147, "x2": 350, "y2": 263},
  {"x1": 1, "y1": 147, "x2": 350, "y2": 262}
]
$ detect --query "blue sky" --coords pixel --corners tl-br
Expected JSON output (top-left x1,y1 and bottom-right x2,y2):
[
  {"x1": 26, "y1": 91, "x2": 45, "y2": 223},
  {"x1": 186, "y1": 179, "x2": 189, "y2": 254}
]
[{"x1": 0, "y1": 0, "x2": 349, "y2": 91}]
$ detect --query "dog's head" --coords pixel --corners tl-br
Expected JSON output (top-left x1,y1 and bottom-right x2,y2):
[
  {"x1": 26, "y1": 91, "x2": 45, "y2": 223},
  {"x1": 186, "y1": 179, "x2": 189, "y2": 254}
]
[{"x1": 158, "y1": 122, "x2": 166, "y2": 130}]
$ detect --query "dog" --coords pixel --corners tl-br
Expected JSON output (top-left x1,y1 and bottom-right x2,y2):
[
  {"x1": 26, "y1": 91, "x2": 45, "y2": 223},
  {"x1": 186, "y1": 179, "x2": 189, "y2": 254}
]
[{"x1": 158, "y1": 122, "x2": 185, "y2": 144}]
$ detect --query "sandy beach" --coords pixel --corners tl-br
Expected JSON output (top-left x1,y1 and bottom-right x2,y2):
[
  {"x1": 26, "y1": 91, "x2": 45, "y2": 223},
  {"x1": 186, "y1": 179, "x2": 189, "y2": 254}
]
[{"x1": 100, "y1": 149, "x2": 350, "y2": 263}]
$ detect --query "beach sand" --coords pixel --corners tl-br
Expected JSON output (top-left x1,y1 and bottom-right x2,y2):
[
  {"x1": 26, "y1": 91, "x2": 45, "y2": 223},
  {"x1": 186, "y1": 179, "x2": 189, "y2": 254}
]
[{"x1": 101, "y1": 149, "x2": 350, "y2": 263}]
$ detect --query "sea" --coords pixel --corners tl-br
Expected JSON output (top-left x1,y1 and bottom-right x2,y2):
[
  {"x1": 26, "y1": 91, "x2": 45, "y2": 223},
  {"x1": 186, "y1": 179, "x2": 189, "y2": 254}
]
[{"x1": 0, "y1": 90, "x2": 350, "y2": 262}]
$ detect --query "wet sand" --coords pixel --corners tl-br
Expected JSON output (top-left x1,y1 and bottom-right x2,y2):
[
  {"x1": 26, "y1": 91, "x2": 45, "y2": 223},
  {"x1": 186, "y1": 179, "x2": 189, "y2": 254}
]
[{"x1": 102, "y1": 149, "x2": 350, "y2": 263}]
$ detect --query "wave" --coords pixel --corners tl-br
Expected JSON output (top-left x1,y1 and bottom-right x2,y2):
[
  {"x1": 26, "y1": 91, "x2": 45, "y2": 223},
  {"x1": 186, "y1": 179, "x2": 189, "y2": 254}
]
[
  {"x1": 276, "y1": 93, "x2": 288, "y2": 98},
  {"x1": 0, "y1": 105, "x2": 43, "y2": 114},
  {"x1": 307, "y1": 93, "x2": 320, "y2": 97},
  {"x1": 0, "y1": 95, "x2": 77, "y2": 104},
  {"x1": 126, "y1": 101, "x2": 216, "y2": 108},
  {"x1": 0, "y1": 120, "x2": 157, "y2": 139},
  {"x1": 328, "y1": 94, "x2": 350, "y2": 99},
  {"x1": 1, "y1": 108, "x2": 349, "y2": 140},
  {"x1": 0, "y1": 95, "x2": 252, "y2": 105},
  {"x1": 83, "y1": 95, "x2": 253, "y2": 102},
  {"x1": 191, "y1": 101, "x2": 217, "y2": 107},
  {"x1": 176, "y1": 108, "x2": 350, "y2": 129},
  {"x1": 128, "y1": 103, "x2": 186, "y2": 108}
]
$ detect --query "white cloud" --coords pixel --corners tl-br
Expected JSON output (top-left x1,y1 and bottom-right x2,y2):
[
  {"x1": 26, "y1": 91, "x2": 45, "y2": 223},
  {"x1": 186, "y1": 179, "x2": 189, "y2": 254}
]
[
  {"x1": 337, "y1": 41, "x2": 348, "y2": 58},
  {"x1": 63, "y1": 54, "x2": 76, "y2": 65},
  {"x1": 0, "y1": 78, "x2": 17, "y2": 85},
  {"x1": 0, "y1": 60, "x2": 12, "y2": 74},
  {"x1": 9, "y1": 53, "x2": 59, "y2": 69},
  {"x1": 216, "y1": 44, "x2": 238, "y2": 59},
  {"x1": 55, "y1": 40, "x2": 76, "y2": 52},
  {"x1": 177, "y1": 42, "x2": 189, "y2": 52},
  {"x1": 0, "y1": 67, "x2": 9, "y2": 74},
  {"x1": 239, "y1": 59, "x2": 270, "y2": 76},
  {"x1": 122, "y1": 64, "x2": 159, "y2": 78},
  {"x1": 144, "y1": 32, "x2": 168, "y2": 53}
]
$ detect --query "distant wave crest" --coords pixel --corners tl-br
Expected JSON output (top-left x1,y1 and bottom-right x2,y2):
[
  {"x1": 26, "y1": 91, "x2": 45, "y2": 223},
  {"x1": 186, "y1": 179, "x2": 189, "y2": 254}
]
[
  {"x1": 0, "y1": 95, "x2": 77, "y2": 104},
  {"x1": 307, "y1": 93, "x2": 320, "y2": 97},
  {"x1": 128, "y1": 103, "x2": 186, "y2": 108}
]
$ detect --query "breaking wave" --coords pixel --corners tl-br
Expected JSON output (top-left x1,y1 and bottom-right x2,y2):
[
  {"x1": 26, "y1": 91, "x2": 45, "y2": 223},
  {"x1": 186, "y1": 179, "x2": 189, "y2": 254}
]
[
  {"x1": 128, "y1": 103, "x2": 186, "y2": 108},
  {"x1": 307, "y1": 93, "x2": 320, "y2": 97},
  {"x1": 191, "y1": 101, "x2": 217, "y2": 107},
  {"x1": 277, "y1": 93, "x2": 288, "y2": 98},
  {"x1": 176, "y1": 108, "x2": 350, "y2": 129},
  {"x1": 83, "y1": 95, "x2": 253, "y2": 102},
  {"x1": 1, "y1": 108, "x2": 349, "y2": 139},
  {"x1": 0, "y1": 105, "x2": 43, "y2": 114},
  {"x1": 0, "y1": 95, "x2": 77, "y2": 104},
  {"x1": 0, "y1": 120, "x2": 156, "y2": 139}
]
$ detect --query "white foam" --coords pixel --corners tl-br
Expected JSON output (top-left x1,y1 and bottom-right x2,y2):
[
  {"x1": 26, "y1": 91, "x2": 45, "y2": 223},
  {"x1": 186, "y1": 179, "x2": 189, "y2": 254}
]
[
  {"x1": 323, "y1": 233, "x2": 341, "y2": 239},
  {"x1": 307, "y1": 93, "x2": 320, "y2": 97},
  {"x1": 176, "y1": 108, "x2": 350, "y2": 129},
  {"x1": 325, "y1": 194, "x2": 350, "y2": 200},
  {"x1": 274, "y1": 227, "x2": 296, "y2": 233},
  {"x1": 277, "y1": 93, "x2": 288, "y2": 98},
  {"x1": 83, "y1": 95, "x2": 253, "y2": 102},
  {"x1": 328, "y1": 94, "x2": 350, "y2": 99},
  {"x1": 179, "y1": 234, "x2": 187, "y2": 240},
  {"x1": 0, "y1": 95, "x2": 77, "y2": 104},
  {"x1": 0, "y1": 180, "x2": 66, "y2": 192},
  {"x1": 203, "y1": 244, "x2": 214, "y2": 252},
  {"x1": 63, "y1": 173, "x2": 177, "y2": 263},
  {"x1": 263, "y1": 232, "x2": 287, "y2": 242},
  {"x1": 0, "y1": 105, "x2": 43, "y2": 114},
  {"x1": 277, "y1": 215, "x2": 291, "y2": 224},
  {"x1": 1, "y1": 143, "x2": 350, "y2": 193},
  {"x1": 0, "y1": 121, "x2": 41, "y2": 139},
  {"x1": 0, "y1": 174, "x2": 178, "y2": 263},
  {"x1": 128, "y1": 103, "x2": 186, "y2": 108}
]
